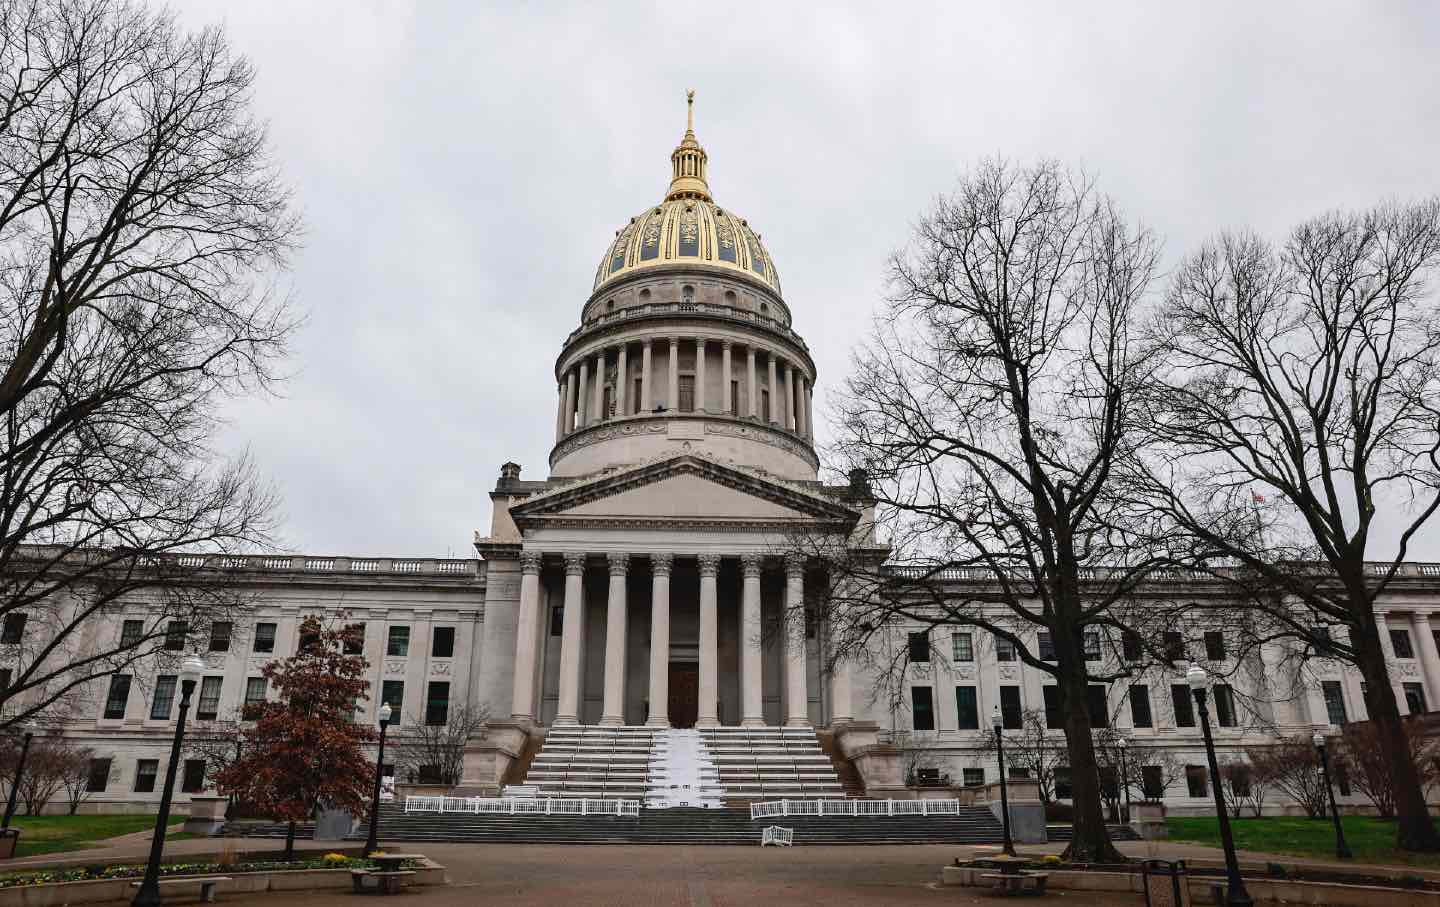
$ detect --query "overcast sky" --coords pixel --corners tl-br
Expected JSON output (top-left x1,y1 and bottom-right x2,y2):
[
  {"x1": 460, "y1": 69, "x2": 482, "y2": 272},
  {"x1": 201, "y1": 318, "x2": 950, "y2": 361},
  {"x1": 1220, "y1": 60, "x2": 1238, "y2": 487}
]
[{"x1": 175, "y1": 1, "x2": 1440, "y2": 559}]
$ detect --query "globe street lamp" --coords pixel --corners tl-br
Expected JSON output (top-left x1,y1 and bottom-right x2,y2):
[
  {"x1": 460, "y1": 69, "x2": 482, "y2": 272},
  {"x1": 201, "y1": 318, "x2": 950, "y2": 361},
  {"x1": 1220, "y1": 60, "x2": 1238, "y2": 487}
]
[
  {"x1": 990, "y1": 704, "x2": 1016, "y2": 856},
  {"x1": 132, "y1": 654, "x2": 205, "y2": 907},
  {"x1": 1117, "y1": 736, "x2": 1132, "y2": 824},
  {"x1": 364, "y1": 702, "x2": 393, "y2": 857},
  {"x1": 1313, "y1": 731, "x2": 1351, "y2": 860},
  {"x1": 2, "y1": 720, "x2": 37, "y2": 828},
  {"x1": 1187, "y1": 663, "x2": 1253, "y2": 907}
]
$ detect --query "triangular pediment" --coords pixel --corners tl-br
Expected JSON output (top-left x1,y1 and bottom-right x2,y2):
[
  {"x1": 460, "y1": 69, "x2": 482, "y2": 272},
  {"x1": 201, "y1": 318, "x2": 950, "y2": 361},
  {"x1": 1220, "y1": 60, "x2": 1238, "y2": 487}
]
[{"x1": 510, "y1": 455, "x2": 858, "y2": 530}]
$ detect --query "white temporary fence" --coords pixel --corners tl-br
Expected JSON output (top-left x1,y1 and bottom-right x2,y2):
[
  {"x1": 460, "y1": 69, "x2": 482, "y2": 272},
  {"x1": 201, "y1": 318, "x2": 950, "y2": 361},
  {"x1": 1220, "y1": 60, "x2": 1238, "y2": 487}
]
[
  {"x1": 760, "y1": 826, "x2": 794, "y2": 846},
  {"x1": 749, "y1": 799, "x2": 963, "y2": 820},
  {"x1": 405, "y1": 795, "x2": 640, "y2": 818}
]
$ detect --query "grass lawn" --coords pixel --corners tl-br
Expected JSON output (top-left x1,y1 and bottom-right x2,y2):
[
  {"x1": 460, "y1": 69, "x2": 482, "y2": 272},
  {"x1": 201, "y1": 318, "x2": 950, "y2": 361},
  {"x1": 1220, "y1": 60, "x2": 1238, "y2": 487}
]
[
  {"x1": 1166, "y1": 815, "x2": 1440, "y2": 867},
  {"x1": 7, "y1": 815, "x2": 167, "y2": 858}
]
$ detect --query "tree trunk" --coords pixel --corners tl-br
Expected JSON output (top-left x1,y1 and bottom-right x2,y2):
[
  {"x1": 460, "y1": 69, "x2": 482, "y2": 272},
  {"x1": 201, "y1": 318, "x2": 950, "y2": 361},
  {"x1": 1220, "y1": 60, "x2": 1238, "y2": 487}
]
[
  {"x1": 1354, "y1": 617, "x2": 1439, "y2": 851},
  {"x1": 1056, "y1": 661, "x2": 1125, "y2": 863},
  {"x1": 283, "y1": 820, "x2": 296, "y2": 862}
]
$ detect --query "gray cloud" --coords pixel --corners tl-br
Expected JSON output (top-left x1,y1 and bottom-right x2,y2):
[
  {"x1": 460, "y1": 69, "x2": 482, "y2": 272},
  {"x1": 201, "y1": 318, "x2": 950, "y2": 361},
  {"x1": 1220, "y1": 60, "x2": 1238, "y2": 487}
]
[{"x1": 181, "y1": 0, "x2": 1440, "y2": 557}]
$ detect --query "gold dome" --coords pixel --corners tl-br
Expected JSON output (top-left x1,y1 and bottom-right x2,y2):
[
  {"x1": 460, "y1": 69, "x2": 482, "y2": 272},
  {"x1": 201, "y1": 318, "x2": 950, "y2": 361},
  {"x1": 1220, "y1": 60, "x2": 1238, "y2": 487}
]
[{"x1": 592, "y1": 92, "x2": 782, "y2": 296}]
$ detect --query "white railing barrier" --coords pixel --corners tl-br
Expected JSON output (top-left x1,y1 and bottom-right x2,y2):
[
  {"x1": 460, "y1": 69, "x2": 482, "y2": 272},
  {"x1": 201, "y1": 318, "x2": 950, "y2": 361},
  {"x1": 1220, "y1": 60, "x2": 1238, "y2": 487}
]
[
  {"x1": 748, "y1": 799, "x2": 968, "y2": 820},
  {"x1": 404, "y1": 795, "x2": 641, "y2": 818},
  {"x1": 761, "y1": 826, "x2": 794, "y2": 846}
]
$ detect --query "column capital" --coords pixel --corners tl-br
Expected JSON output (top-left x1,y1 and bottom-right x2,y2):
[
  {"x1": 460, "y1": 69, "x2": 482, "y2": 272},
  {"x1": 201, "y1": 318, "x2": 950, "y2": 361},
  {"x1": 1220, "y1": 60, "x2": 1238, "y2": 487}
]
[
  {"x1": 740, "y1": 553, "x2": 763, "y2": 577},
  {"x1": 562, "y1": 551, "x2": 586, "y2": 575},
  {"x1": 696, "y1": 336, "x2": 707, "y2": 347},
  {"x1": 607, "y1": 551, "x2": 631, "y2": 576},
  {"x1": 520, "y1": 551, "x2": 543, "y2": 575},
  {"x1": 1419, "y1": 612, "x2": 1435, "y2": 626},
  {"x1": 784, "y1": 552, "x2": 805, "y2": 577},
  {"x1": 697, "y1": 553, "x2": 721, "y2": 577},
  {"x1": 651, "y1": 552, "x2": 674, "y2": 576},
  {"x1": 722, "y1": 339, "x2": 734, "y2": 349},
  {"x1": 669, "y1": 336, "x2": 680, "y2": 347}
]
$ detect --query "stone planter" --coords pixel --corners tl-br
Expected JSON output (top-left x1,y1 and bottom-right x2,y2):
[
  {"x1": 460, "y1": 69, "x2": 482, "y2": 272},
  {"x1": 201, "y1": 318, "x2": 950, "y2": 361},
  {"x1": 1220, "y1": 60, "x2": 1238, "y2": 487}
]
[
  {"x1": 183, "y1": 796, "x2": 229, "y2": 835},
  {"x1": 1131, "y1": 801, "x2": 1168, "y2": 839}
]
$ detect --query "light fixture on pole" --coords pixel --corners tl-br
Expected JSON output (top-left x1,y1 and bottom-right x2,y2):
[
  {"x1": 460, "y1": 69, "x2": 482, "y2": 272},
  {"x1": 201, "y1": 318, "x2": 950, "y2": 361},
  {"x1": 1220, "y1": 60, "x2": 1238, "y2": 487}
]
[
  {"x1": 364, "y1": 702, "x2": 394, "y2": 857},
  {"x1": 132, "y1": 654, "x2": 206, "y2": 907},
  {"x1": 1312, "y1": 731, "x2": 1351, "y2": 859},
  {"x1": 991, "y1": 703, "x2": 1016, "y2": 857},
  {"x1": 1187, "y1": 663, "x2": 1253, "y2": 907},
  {"x1": 2, "y1": 720, "x2": 37, "y2": 828},
  {"x1": 1117, "y1": 735, "x2": 1132, "y2": 824}
]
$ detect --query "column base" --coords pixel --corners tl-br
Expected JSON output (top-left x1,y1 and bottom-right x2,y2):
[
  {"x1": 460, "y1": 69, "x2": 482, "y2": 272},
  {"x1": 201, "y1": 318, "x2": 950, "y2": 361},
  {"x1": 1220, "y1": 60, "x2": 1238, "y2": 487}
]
[
  {"x1": 645, "y1": 717, "x2": 672, "y2": 728},
  {"x1": 784, "y1": 717, "x2": 812, "y2": 728},
  {"x1": 695, "y1": 718, "x2": 720, "y2": 728},
  {"x1": 552, "y1": 715, "x2": 579, "y2": 726},
  {"x1": 598, "y1": 716, "x2": 624, "y2": 727},
  {"x1": 510, "y1": 712, "x2": 535, "y2": 723},
  {"x1": 741, "y1": 717, "x2": 767, "y2": 728}
]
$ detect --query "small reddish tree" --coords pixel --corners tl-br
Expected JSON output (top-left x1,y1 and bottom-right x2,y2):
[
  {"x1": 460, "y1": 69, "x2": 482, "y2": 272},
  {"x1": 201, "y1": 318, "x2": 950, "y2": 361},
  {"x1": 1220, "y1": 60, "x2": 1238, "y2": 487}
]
[
  {"x1": 216, "y1": 617, "x2": 373, "y2": 859},
  {"x1": 1336, "y1": 721, "x2": 1440, "y2": 819}
]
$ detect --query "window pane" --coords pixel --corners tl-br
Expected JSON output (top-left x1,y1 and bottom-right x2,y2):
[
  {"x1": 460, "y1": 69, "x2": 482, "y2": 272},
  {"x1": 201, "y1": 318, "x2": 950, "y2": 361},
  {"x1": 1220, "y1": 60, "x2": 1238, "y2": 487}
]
[
  {"x1": 550, "y1": 606, "x2": 564, "y2": 637},
  {"x1": 1163, "y1": 632, "x2": 1184, "y2": 663},
  {"x1": 163, "y1": 620, "x2": 187, "y2": 651},
  {"x1": 678, "y1": 375, "x2": 695, "y2": 412},
  {"x1": 1038, "y1": 632, "x2": 1056, "y2": 661},
  {"x1": 952, "y1": 633, "x2": 973, "y2": 663},
  {"x1": 432, "y1": 626, "x2": 455, "y2": 658},
  {"x1": 387, "y1": 626, "x2": 410, "y2": 657},
  {"x1": 0, "y1": 612, "x2": 27, "y2": 645},
  {"x1": 1042, "y1": 686, "x2": 1061, "y2": 729},
  {"x1": 995, "y1": 636, "x2": 1016, "y2": 662},
  {"x1": 1054, "y1": 766, "x2": 1073, "y2": 799},
  {"x1": 253, "y1": 622, "x2": 276, "y2": 653},
  {"x1": 1391, "y1": 629, "x2": 1415, "y2": 659},
  {"x1": 86, "y1": 759, "x2": 111, "y2": 792},
  {"x1": 1322, "y1": 680, "x2": 1348, "y2": 725},
  {"x1": 244, "y1": 677, "x2": 267, "y2": 708},
  {"x1": 181, "y1": 759, "x2": 206, "y2": 793},
  {"x1": 998, "y1": 686, "x2": 1023, "y2": 729},
  {"x1": 1204, "y1": 631, "x2": 1226, "y2": 661},
  {"x1": 151, "y1": 676, "x2": 177, "y2": 720},
  {"x1": 120, "y1": 620, "x2": 144, "y2": 648},
  {"x1": 382, "y1": 681, "x2": 405, "y2": 726},
  {"x1": 911, "y1": 686, "x2": 934, "y2": 731},
  {"x1": 907, "y1": 632, "x2": 929, "y2": 663},
  {"x1": 208, "y1": 622, "x2": 232, "y2": 652},
  {"x1": 1141, "y1": 765, "x2": 1164, "y2": 799},
  {"x1": 962, "y1": 768, "x2": 985, "y2": 787},
  {"x1": 1082, "y1": 632, "x2": 1101, "y2": 661},
  {"x1": 197, "y1": 677, "x2": 223, "y2": 720},
  {"x1": 426, "y1": 681, "x2": 450, "y2": 726},
  {"x1": 343, "y1": 623, "x2": 365, "y2": 655},
  {"x1": 1122, "y1": 631, "x2": 1142, "y2": 662},
  {"x1": 104, "y1": 675, "x2": 132, "y2": 720},
  {"x1": 1087, "y1": 685, "x2": 1108, "y2": 728},
  {"x1": 1129, "y1": 685, "x2": 1153, "y2": 728},
  {"x1": 955, "y1": 686, "x2": 978, "y2": 729},
  {"x1": 1185, "y1": 765, "x2": 1207, "y2": 797},
  {"x1": 1214, "y1": 684, "x2": 1237, "y2": 727},
  {"x1": 1404, "y1": 682, "x2": 1428, "y2": 715},
  {"x1": 134, "y1": 759, "x2": 158, "y2": 793},
  {"x1": 1171, "y1": 684, "x2": 1195, "y2": 728}
]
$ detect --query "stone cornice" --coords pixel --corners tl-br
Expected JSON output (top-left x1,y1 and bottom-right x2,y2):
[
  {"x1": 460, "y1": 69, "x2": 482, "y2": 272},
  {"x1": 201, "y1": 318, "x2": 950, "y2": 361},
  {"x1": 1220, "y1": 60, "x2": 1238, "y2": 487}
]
[{"x1": 548, "y1": 412, "x2": 818, "y2": 471}]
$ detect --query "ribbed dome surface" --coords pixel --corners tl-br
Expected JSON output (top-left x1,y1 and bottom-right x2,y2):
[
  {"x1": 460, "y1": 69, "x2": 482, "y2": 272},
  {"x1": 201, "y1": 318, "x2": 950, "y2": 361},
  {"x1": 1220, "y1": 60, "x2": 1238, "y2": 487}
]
[{"x1": 592, "y1": 198, "x2": 781, "y2": 295}]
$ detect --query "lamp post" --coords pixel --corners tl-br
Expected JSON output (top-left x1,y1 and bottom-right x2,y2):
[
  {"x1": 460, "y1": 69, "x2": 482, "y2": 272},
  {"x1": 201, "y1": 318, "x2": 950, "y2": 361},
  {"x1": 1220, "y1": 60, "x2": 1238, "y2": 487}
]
[
  {"x1": 2, "y1": 720, "x2": 37, "y2": 828},
  {"x1": 364, "y1": 702, "x2": 393, "y2": 857},
  {"x1": 1118, "y1": 736, "x2": 1132, "y2": 824},
  {"x1": 1188, "y1": 663, "x2": 1253, "y2": 907},
  {"x1": 1313, "y1": 731, "x2": 1351, "y2": 860},
  {"x1": 991, "y1": 704, "x2": 1016, "y2": 856},
  {"x1": 132, "y1": 655, "x2": 205, "y2": 907}
]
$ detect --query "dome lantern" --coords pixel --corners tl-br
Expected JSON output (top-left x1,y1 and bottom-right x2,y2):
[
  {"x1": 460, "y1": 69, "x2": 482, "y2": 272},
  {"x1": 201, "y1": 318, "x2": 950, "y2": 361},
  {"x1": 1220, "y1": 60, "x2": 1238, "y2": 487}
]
[{"x1": 666, "y1": 90, "x2": 710, "y2": 202}]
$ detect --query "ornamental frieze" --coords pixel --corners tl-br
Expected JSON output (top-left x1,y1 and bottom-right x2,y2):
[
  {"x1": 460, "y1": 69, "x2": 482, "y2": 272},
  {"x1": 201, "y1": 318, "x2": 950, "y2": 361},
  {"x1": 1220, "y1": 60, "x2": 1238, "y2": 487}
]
[{"x1": 385, "y1": 659, "x2": 407, "y2": 674}]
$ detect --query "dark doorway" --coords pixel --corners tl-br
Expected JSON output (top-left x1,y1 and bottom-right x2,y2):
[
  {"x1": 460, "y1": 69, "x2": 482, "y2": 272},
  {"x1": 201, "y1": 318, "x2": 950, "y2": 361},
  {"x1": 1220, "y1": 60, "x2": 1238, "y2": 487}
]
[{"x1": 668, "y1": 663, "x2": 699, "y2": 728}]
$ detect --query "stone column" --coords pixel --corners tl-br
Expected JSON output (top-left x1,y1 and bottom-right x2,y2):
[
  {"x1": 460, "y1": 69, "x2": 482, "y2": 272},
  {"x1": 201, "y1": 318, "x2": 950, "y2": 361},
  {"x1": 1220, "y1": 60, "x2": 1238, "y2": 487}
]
[
  {"x1": 746, "y1": 346, "x2": 757, "y2": 418},
  {"x1": 646, "y1": 554, "x2": 673, "y2": 728},
  {"x1": 591, "y1": 350, "x2": 605, "y2": 423},
  {"x1": 509, "y1": 551, "x2": 543, "y2": 721},
  {"x1": 740, "y1": 554, "x2": 765, "y2": 727},
  {"x1": 722, "y1": 342, "x2": 733, "y2": 414},
  {"x1": 564, "y1": 368, "x2": 577, "y2": 435},
  {"x1": 599, "y1": 552, "x2": 630, "y2": 726},
  {"x1": 1375, "y1": 612, "x2": 1412, "y2": 714},
  {"x1": 783, "y1": 363, "x2": 796, "y2": 431},
  {"x1": 695, "y1": 338, "x2": 707, "y2": 413},
  {"x1": 783, "y1": 554, "x2": 809, "y2": 726},
  {"x1": 668, "y1": 338, "x2": 679, "y2": 411},
  {"x1": 767, "y1": 354, "x2": 778, "y2": 423},
  {"x1": 828, "y1": 577, "x2": 854, "y2": 725},
  {"x1": 616, "y1": 343, "x2": 628, "y2": 417},
  {"x1": 554, "y1": 552, "x2": 587, "y2": 725},
  {"x1": 805, "y1": 383, "x2": 815, "y2": 440},
  {"x1": 697, "y1": 553, "x2": 721, "y2": 727},
  {"x1": 1413, "y1": 612, "x2": 1440, "y2": 710},
  {"x1": 796, "y1": 376, "x2": 808, "y2": 437},
  {"x1": 577, "y1": 360, "x2": 589, "y2": 427},
  {"x1": 554, "y1": 382, "x2": 565, "y2": 442},
  {"x1": 641, "y1": 339, "x2": 653, "y2": 413}
]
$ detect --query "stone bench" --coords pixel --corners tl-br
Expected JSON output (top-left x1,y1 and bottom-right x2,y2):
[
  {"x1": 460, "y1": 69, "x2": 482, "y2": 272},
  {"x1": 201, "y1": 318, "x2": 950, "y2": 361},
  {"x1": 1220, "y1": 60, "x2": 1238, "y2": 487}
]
[
  {"x1": 351, "y1": 869, "x2": 416, "y2": 895},
  {"x1": 128, "y1": 876, "x2": 232, "y2": 903},
  {"x1": 980, "y1": 872, "x2": 1048, "y2": 896}
]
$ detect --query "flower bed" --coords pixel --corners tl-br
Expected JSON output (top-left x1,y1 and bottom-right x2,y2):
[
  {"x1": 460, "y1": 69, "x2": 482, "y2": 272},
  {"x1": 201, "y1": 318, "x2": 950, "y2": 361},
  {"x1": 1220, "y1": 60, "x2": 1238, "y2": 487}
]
[{"x1": 0, "y1": 853, "x2": 415, "y2": 889}]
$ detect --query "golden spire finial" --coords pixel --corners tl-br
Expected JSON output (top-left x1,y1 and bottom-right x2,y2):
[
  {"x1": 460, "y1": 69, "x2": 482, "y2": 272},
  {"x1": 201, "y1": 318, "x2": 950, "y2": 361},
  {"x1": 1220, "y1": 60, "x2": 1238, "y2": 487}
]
[
  {"x1": 686, "y1": 89, "x2": 695, "y2": 134},
  {"x1": 667, "y1": 89, "x2": 710, "y2": 201}
]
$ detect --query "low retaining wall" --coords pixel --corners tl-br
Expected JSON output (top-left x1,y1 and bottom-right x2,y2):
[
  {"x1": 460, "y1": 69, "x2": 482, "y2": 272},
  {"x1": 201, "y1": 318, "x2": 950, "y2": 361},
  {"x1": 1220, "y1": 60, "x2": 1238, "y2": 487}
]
[
  {"x1": 0, "y1": 859, "x2": 446, "y2": 907},
  {"x1": 942, "y1": 865, "x2": 1440, "y2": 907}
]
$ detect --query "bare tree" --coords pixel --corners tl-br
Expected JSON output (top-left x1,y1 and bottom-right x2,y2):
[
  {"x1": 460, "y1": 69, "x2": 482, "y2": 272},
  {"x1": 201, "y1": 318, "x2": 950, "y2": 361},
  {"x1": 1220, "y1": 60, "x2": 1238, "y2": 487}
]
[
  {"x1": 817, "y1": 157, "x2": 1162, "y2": 862},
  {"x1": 1215, "y1": 757, "x2": 1255, "y2": 820},
  {"x1": 1138, "y1": 200, "x2": 1440, "y2": 849},
  {"x1": 1247, "y1": 737, "x2": 1328, "y2": 819},
  {"x1": 56, "y1": 740, "x2": 96, "y2": 815},
  {"x1": 0, "y1": 0, "x2": 298, "y2": 727},
  {"x1": 1335, "y1": 719, "x2": 1440, "y2": 819},
  {"x1": 977, "y1": 708, "x2": 1068, "y2": 805},
  {"x1": 388, "y1": 702, "x2": 488, "y2": 786}
]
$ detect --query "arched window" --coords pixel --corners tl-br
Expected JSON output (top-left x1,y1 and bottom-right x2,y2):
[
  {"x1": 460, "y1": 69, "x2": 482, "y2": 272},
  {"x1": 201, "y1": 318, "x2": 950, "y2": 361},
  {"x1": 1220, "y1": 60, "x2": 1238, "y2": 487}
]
[
  {"x1": 724, "y1": 290, "x2": 736, "y2": 305},
  {"x1": 639, "y1": 288, "x2": 651, "y2": 302},
  {"x1": 682, "y1": 285, "x2": 694, "y2": 303}
]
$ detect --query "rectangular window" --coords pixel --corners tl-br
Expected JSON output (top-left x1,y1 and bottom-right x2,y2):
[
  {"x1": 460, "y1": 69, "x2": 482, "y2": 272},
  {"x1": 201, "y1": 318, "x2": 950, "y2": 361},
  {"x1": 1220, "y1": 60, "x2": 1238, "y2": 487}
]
[
  {"x1": 1404, "y1": 682, "x2": 1428, "y2": 715},
  {"x1": 296, "y1": 624, "x2": 319, "y2": 654},
  {"x1": 382, "y1": 680, "x2": 405, "y2": 726},
  {"x1": 1129, "y1": 685, "x2": 1153, "y2": 728},
  {"x1": 425, "y1": 681, "x2": 450, "y2": 726},
  {"x1": 1122, "y1": 630, "x2": 1142, "y2": 662},
  {"x1": 181, "y1": 759, "x2": 206, "y2": 793},
  {"x1": 1163, "y1": 631, "x2": 1184, "y2": 663},
  {"x1": 243, "y1": 677, "x2": 267, "y2": 709},
  {"x1": 907, "y1": 631, "x2": 929, "y2": 663},
  {"x1": 121, "y1": 620, "x2": 144, "y2": 648},
  {"x1": 134, "y1": 759, "x2": 159, "y2": 793},
  {"x1": 1204, "y1": 631, "x2": 1226, "y2": 661},
  {"x1": 208, "y1": 622, "x2": 232, "y2": 653},
  {"x1": 1391, "y1": 628, "x2": 1415, "y2": 659},
  {"x1": 1087, "y1": 685, "x2": 1109, "y2": 728},
  {"x1": 253, "y1": 622, "x2": 276, "y2": 653},
  {"x1": 196, "y1": 676, "x2": 223, "y2": 721},
  {"x1": 163, "y1": 620, "x2": 187, "y2": 651},
  {"x1": 1038, "y1": 632, "x2": 1056, "y2": 661},
  {"x1": 151, "y1": 676, "x2": 177, "y2": 720},
  {"x1": 911, "y1": 686, "x2": 935, "y2": 731},
  {"x1": 387, "y1": 626, "x2": 410, "y2": 657},
  {"x1": 0, "y1": 612, "x2": 27, "y2": 645},
  {"x1": 999, "y1": 686, "x2": 1022, "y2": 730},
  {"x1": 602, "y1": 386, "x2": 614, "y2": 419},
  {"x1": 962, "y1": 768, "x2": 985, "y2": 787},
  {"x1": 104, "y1": 675, "x2": 132, "y2": 720},
  {"x1": 1083, "y1": 631, "x2": 1101, "y2": 661},
  {"x1": 1171, "y1": 684, "x2": 1196, "y2": 728},
  {"x1": 951, "y1": 632, "x2": 974, "y2": 663},
  {"x1": 550, "y1": 606, "x2": 564, "y2": 637},
  {"x1": 761, "y1": 389, "x2": 771, "y2": 421},
  {"x1": 86, "y1": 758, "x2": 111, "y2": 793},
  {"x1": 995, "y1": 636, "x2": 1017, "y2": 662},
  {"x1": 955, "y1": 686, "x2": 979, "y2": 730},
  {"x1": 1322, "y1": 680, "x2": 1348, "y2": 725},
  {"x1": 1042, "y1": 686, "x2": 1062, "y2": 729},
  {"x1": 432, "y1": 626, "x2": 455, "y2": 658},
  {"x1": 343, "y1": 623, "x2": 365, "y2": 655},
  {"x1": 729, "y1": 380, "x2": 739, "y2": 415},
  {"x1": 633, "y1": 377, "x2": 643, "y2": 414},
  {"x1": 1099, "y1": 765, "x2": 1119, "y2": 799},
  {"x1": 1054, "y1": 766, "x2": 1073, "y2": 800},
  {"x1": 0, "y1": 668, "x2": 9, "y2": 692},
  {"x1": 678, "y1": 375, "x2": 695, "y2": 412},
  {"x1": 1214, "y1": 683, "x2": 1237, "y2": 727},
  {"x1": 1185, "y1": 764, "x2": 1208, "y2": 797},
  {"x1": 1141, "y1": 765, "x2": 1165, "y2": 799}
]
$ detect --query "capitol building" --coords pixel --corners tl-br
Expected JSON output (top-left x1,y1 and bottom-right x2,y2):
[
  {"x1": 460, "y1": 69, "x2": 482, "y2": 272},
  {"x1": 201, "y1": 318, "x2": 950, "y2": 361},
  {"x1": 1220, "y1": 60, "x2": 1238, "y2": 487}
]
[{"x1": 44, "y1": 101, "x2": 1440, "y2": 816}]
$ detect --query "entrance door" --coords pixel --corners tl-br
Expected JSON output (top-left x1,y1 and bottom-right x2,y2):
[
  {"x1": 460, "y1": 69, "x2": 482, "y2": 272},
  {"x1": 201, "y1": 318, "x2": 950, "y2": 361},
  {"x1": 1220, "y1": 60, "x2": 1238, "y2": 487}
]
[{"x1": 668, "y1": 663, "x2": 699, "y2": 728}]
